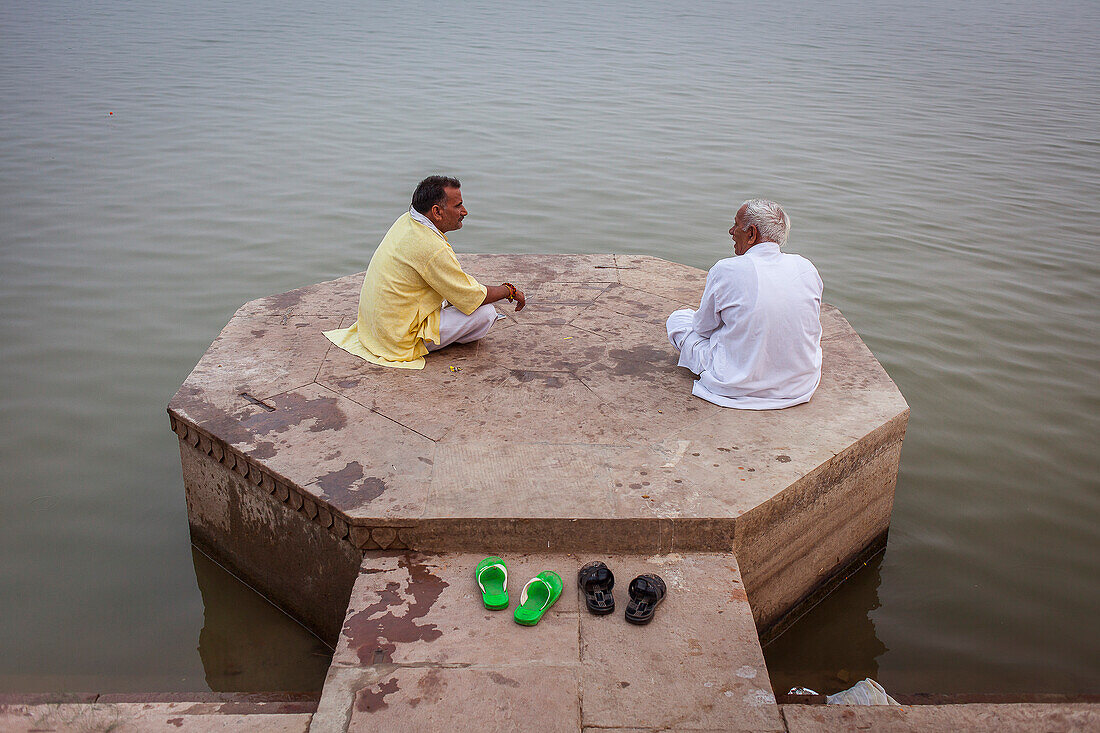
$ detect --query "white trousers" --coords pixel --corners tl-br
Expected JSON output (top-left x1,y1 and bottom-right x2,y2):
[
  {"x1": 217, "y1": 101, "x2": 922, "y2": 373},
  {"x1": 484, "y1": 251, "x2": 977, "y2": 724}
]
[
  {"x1": 666, "y1": 308, "x2": 709, "y2": 374},
  {"x1": 425, "y1": 304, "x2": 499, "y2": 351}
]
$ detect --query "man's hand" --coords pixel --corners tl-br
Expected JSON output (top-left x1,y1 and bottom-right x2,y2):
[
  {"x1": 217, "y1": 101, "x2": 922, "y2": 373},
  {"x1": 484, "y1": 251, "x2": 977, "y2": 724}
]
[{"x1": 483, "y1": 283, "x2": 526, "y2": 311}]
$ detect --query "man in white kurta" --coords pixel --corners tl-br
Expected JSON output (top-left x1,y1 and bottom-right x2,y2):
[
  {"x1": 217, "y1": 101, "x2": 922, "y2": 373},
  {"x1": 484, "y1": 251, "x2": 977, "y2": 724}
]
[{"x1": 667, "y1": 199, "x2": 823, "y2": 409}]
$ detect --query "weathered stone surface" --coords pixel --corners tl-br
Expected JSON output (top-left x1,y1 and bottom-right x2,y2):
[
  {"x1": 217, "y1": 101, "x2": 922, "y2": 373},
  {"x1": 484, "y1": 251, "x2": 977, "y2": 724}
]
[
  {"x1": 171, "y1": 315, "x2": 345, "y2": 421},
  {"x1": 314, "y1": 552, "x2": 781, "y2": 733},
  {"x1": 169, "y1": 253, "x2": 908, "y2": 654},
  {"x1": 346, "y1": 666, "x2": 580, "y2": 733},
  {"x1": 180, "y1": 439, "x2": 361, "y2": 643},
  {"x1": 734, "y1": 413, "x2": 907, "y2": 630},
  {"x1": 172, "y1": 257, "x2": 905, "y2": 550},
  {"x1": 0, "y1": 693, "x2": 98, "y2": 705},
  {"x1": 781, "y1": 702, "x2": 1100, "y2": 732},
  {"x1": 461, "y1": 253, "x2": 620, "y2": 287},
  {"x1": 0, "y1": 702, "x2": 312, "y2": 732},
  {"x1": 330, "y1": 553, "x2": 578, "y2": 670},
  {"x1": 613, "y1": 253, "x2": 710, "y2": 303},
  {"x1": 503, "y1": 281, "x2": 612, "y2": 327},
  {"x1": 93, "y1": 692, "x2": 318, "y2": 708},
  {"x1": 235, "y1": 271, "x2": 363, "y2": 319},
  {"x1": 577, "y1": 553, "x2": 782, "y2": 732}
]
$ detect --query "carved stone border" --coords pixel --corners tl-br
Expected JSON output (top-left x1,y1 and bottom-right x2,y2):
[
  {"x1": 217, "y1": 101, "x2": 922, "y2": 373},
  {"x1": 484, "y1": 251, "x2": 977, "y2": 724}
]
[{"x1": 168, "y1": 411, "x2": 415, "y2": 552}]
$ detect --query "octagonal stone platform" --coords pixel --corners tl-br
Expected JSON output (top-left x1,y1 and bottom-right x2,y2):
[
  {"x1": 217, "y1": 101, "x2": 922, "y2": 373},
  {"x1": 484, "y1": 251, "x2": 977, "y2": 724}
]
[{"x1": 169, "y1": 254, "x2": 908, "y2": 643}]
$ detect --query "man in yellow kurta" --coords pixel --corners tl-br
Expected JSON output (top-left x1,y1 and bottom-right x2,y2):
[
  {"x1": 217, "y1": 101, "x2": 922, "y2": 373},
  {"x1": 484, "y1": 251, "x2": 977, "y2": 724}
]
[{"x1": 324, "y1": 176, "x2": 526, "y2": 369}]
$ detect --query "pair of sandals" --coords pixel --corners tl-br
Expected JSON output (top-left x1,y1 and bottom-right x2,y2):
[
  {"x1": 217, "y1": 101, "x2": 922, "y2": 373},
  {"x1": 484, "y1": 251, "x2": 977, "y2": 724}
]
[
  {"x1": 475, "y1": 556, "x2": 562, "y2": 626},
  {"x1": 578, "y1": 561, "x2": 666, "y2": 625}
]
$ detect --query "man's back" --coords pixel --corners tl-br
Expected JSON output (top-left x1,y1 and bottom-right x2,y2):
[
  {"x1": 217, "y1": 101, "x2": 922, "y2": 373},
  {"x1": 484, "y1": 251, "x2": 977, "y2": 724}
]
[
  {"x1": 323, "y1": 176, "x2": 525, "y2": 370},
  {"x1": 684, "y1": 243, "x2": 823, "y2": 409},
  {"x1": 357, "y1": 213, "x2": 486, "y2": 364}
]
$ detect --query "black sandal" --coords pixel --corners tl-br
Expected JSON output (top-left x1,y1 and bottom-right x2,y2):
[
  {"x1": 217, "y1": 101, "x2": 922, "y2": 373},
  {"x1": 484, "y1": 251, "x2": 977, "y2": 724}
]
[
  {"x1": 624, "y1": 574, "x2": 666, "y2": 625},
  {"x1": 577, "y1": 561, "x2": 616, "y2": 615}
]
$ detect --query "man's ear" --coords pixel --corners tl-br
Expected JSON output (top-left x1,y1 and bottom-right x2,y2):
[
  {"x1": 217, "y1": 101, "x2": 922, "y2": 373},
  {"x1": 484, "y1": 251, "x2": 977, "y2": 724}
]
[{"x1": 748, "y1": 224, "x2": 759, "y2": 244}]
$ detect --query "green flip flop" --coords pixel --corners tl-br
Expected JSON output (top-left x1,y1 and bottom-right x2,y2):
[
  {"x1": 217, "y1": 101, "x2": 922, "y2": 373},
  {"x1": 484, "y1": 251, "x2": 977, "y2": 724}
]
[
  {"x1": 514, "y1": 571, "x2": 563, "y2": 626},
  {"x1": 475, "y1": 556, "x2": 509, "y2": 610}
]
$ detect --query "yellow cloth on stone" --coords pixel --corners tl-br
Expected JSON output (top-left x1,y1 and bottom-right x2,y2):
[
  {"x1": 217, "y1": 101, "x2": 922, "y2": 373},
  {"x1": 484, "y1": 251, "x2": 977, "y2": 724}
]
[{"x1": 323, "y1": 213, "x2": 487, "y2": 369}]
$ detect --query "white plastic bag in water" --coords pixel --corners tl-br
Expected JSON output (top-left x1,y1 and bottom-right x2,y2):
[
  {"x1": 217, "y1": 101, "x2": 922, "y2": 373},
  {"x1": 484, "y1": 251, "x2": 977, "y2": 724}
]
[{"x1": 826, "y1": 678, "x2": 900, "y2": 706}]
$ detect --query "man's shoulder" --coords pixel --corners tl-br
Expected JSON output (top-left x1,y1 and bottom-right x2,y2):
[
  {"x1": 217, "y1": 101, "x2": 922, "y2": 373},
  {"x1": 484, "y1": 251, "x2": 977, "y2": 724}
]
[
  {"x1": 384, "y1": 212, "x2": 419, "y2": 239},
  {"x1": 709, "y1": 256, "x2": 754, "y2": 277},
  {"x1": 710, "y1": 255, "x2": 744, "y2": 270},
  {"x1": 781, "y1": 251, "x2": 820, "y2": 274},
  {"x1": 384, "y1": 213, "x2": 448, "y2": 250}
]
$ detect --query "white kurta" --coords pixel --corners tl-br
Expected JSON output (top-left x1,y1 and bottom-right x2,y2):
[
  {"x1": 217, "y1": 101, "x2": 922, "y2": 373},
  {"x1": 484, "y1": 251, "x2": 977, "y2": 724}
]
[{"x1": 667, "y1": 242, "x2": 823, "y2": 410}]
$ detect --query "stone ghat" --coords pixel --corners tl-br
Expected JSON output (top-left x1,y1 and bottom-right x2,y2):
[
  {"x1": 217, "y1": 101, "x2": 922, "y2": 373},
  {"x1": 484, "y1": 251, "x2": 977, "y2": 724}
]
[
  {"x1": 5, "y1": 255, "x2": 1093, "y2": 730},
  {"x1": 166, "y1": 253, "x2": 917, "y2": 730},
  {"x1": 168, "y1": 254, "x2": 910, "y2": 641}
]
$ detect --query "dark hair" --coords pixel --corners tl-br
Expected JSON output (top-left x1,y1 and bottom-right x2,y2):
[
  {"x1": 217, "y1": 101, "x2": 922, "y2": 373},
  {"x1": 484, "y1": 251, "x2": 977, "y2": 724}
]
[{"x1": 411, "y1": 175, "x2": 461, "y2": 215}]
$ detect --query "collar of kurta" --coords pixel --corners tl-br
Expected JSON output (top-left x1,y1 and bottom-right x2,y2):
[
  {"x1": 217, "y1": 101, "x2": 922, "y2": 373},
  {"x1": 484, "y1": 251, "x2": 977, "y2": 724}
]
[
  {"x1": 409, "y1": 206, "x2": 448, "y2": 242},
  {"x1": 745, "y1": 241, "x2": 781, "y2": 256}
]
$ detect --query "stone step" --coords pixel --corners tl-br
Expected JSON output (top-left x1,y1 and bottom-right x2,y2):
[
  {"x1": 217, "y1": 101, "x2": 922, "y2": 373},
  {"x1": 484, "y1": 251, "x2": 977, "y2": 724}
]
[
  {"x1": 780, "y1": 702, "x2": 1100, "y2": 732},
  {"x1": 312, "y1": 551, "x2": 783, "y2": 732},
  {"x1": 0, "y1": 701, "x2": 313, "y2": 732}
]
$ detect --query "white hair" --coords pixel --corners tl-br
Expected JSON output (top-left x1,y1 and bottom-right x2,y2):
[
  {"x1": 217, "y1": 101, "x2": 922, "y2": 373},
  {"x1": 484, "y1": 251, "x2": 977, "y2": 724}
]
[{"x1": 740, "y1": 199, "x2": 790, "y2": 247}]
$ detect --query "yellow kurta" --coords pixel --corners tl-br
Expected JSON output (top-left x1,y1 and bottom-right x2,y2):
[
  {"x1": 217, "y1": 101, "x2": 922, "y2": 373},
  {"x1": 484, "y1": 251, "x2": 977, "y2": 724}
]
[{"x1": 323, "y1": 213, "x2": 487, "y2": 369}]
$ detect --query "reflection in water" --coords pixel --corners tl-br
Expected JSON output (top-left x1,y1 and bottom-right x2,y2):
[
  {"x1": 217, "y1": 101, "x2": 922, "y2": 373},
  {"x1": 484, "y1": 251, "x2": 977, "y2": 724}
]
[
  {"x1": 192, "y1": 548, "x2": 331, "y2": 692},
  {"x1": 763, "y1": 553, "x2": 887, "y2": 696}
]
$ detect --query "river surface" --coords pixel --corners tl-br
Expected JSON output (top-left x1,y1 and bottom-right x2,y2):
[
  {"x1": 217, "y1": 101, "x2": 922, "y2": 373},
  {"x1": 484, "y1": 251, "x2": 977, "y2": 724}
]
[{"x1": 1, "y1": 0, "x2": 1097, "y2": 694}]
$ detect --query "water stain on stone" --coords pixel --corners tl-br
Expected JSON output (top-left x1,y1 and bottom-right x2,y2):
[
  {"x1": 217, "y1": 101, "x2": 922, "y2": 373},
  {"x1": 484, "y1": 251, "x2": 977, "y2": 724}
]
[
  {"x1": 488, "y1": 672, "x2": 521, "y2": 688},
  {"x1": 174, "y1": 390, "x2": 349, "y2": 452},
  {"x1": 418, "y1": 456, "x2": 433, "y2": 465},
  {"x1": 250, "y1": 329, "x2": 267, "y2": 338},
  {"x1": 169, "y1": 384, "x2": 220, "y2": 420},
  {"x1": 508, "y1": 370, "x2": 563, "y2": 388},
  {"x1": 417, "y1": 668, "x2": 445, "y2": 697},
  {"x1": 608, "y1": 344, "x2": 673, "y2": 377},
  {"x1": 728, "y1": 587, "x2": 749, "y2": 603},
  {"x1": 343, "y1": 554, "x2": 449, "y2": 665},
  {"x1": 249, "y1": 441, "x2": 277, "y2": 460},
  {"x1": 315, "y1": 461, "x2": 366, "y2": 504},
  {"x1": 256, "y1": 287, "x2": 307, "y2": 314},
  {"x1": 245, "y1": 392, "x2": 348, "y2": 437},
  {"x1": 355, "y1": 676, "x2": 399, "y2": 713},
  {"x1": 360, "y1": 477, "x2": 387, "y2": 501}
]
